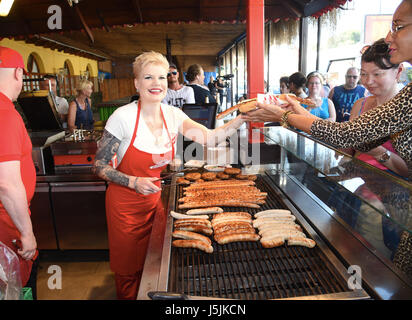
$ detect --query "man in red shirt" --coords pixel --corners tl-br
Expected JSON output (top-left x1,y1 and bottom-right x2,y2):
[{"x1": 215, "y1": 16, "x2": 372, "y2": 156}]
[{"x1": 0, "y1": 47, "x2": 38, "y2": 292}]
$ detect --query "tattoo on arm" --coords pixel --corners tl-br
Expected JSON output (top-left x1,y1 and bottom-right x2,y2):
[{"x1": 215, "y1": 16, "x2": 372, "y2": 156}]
[{"x1": 93, "y1": 130, "x2": 130, "y2": 188}]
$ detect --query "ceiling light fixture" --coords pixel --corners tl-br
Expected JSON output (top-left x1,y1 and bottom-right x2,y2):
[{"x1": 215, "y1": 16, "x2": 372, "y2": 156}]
[{"x1": 0, "y1": 0, "x2": 15, "y2": 17}]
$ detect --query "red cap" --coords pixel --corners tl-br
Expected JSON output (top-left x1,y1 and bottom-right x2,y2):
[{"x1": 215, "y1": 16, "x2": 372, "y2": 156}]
[{"x1": 0, "y1": 46, "x2": 28, "y2": 74}]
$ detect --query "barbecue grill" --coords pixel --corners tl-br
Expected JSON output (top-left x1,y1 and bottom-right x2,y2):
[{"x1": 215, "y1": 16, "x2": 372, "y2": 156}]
[{"x1": 138, "y1": 173, "x2": 370, "y2": 300}]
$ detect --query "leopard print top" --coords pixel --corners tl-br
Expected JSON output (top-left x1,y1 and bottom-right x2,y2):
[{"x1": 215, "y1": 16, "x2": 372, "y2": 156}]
[{"x1": 311, "y1": 82, "x2": 412, "y2": 180}]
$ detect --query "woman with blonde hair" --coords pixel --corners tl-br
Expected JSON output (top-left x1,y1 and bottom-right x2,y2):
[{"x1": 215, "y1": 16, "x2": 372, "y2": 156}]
[
  {"x1": 303, "y1": 72, "x2": 336, "y2": 121},
  {"x1": 93, "y1": 51, "x2": 244, "y2": 299},
  {"x1": 68, "y1": 79, "x2": 94, "y2": 132}
]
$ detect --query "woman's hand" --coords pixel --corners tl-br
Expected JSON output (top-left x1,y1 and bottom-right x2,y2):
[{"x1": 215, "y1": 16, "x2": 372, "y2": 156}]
[
  {"x1": 282, "y1": 95, "x2": 313, "y2": 116},
  {"x1": 134, "y1": 177, "x2": 161, "y2": 195},
  {"x1": 241, "y1": 102, "x2": 285, "y2": 122}
]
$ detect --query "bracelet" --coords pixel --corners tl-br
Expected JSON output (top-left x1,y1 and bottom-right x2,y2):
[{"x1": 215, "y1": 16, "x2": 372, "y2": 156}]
[
  {"x1": 134, "y1": 177, "x2": 139, "y2": 190},
  {"x1": 280, "y1": 111, "x2": 294, "y2": 128}
]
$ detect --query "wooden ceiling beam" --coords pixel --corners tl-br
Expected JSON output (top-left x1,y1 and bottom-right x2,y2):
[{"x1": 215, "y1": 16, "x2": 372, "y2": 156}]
[
  {"x1": 73, "y1": 4, "x2": 95, "y2": 43},
  {"x1": 96, "y1": 8, "x2": 111, "y2": 32},
  {"x1": 131, "y1": 0, "x2": 143, "y2": 23}
]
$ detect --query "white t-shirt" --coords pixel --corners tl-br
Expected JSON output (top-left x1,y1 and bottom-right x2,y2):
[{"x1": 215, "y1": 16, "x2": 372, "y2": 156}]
[
  {"x1": 162, "y1": 86, "x2": 195, "y2": 108},
  {"x1": 105, "y1": 101, "x2": 189, "y2": 165},
  {"x1": 55, "y1": 96, "x2": 69, "y2": 115}
]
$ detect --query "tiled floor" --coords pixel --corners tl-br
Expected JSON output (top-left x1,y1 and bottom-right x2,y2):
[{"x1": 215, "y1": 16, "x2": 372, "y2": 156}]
[{"x1": 36, "y1": 260, "x2": 117, "y2": 300}]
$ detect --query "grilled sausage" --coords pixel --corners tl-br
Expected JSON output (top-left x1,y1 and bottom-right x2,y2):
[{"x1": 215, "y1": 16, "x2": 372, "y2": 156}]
[
  {"x1": 254, "y1": 209, "x2": 292, "y2": 218},
  {"x1": 287, "y1": 237, "x2": 316, "y2": 248},
  {"x1": 174, "y1": 219, "x2": 212, "y2": 228},
  {"x1": 179, "y1": 201, "x2": 261, "y2": 209},
  {"x1": 213, "y1": 211, "x2": 251, "y2": 220},
  {"x1": 214, "y1": 228, "x2": 257, "y2": 240},
  {"x1": 216, "y1": 99, "x2": 257, "y2": 120},
  {"x1": 260, "y1": 237, "x2": 285, "y2": 248},
  {"x1": 174, "y1": 225, "x2": 213, "y2": 236},
  {"x1": 258, "y1": 224, "x2": 302, "y2": 235},
  {"x1": 215, "y1": 232, "x2": 260, "y2": 245},
  {"x1": 172, "y1": 230, "x2": 212, "y2": 246},
  {"x1": 211, "y1": 218, "x2": 253, "y2": 228},
  {"x1": 213, "y1": 221, "x2": 255, "y2": 234},
  {"x1": 260, "y1": 230, "x2": 306, "y2": 242},
  {"x1": 186, "y1": 207, "x2": 224, "y2": 215},
  {"x1": 253, "y1": 217, "x2": 296, "y2": 228},
  {"x1": 172, "y1": 239, "x2": 213, "y2": 253},
  {"x1": 260, "y1": 229, "x2": 305, "y2": 239},
  {"x1": 170, "y1": 211, "x2": 209, "y2": 220}
]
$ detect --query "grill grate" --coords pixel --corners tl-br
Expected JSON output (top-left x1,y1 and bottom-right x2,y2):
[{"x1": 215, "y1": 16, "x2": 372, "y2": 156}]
[{"x1": 168, "y1": 176, "x2": 349, "y2": 299}]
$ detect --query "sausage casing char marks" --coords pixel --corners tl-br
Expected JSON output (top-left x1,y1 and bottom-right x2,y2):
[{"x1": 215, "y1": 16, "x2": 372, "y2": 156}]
[{"x1": 172, "y1": 240, "x2": 213, "y2": 253}]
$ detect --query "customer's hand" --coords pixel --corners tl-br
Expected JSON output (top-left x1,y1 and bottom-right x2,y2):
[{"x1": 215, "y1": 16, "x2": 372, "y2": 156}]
[
  {"x1": 282, "y1": 95, "x2": 312, "y2": 116},
  {"x1": 134, "y1": 177, "x2": 161, "y2": 195},
  {"x1": 241, "y1": 102, "x2": 284, "y2": 122}
]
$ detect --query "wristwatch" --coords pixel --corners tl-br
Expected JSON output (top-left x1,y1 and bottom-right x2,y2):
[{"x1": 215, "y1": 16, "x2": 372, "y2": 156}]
[{"x1": 377, "y1": 150, "x2": 391, "y2": 163}]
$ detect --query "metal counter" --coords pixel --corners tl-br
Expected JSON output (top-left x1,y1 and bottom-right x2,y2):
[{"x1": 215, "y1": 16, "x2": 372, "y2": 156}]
[{"x1": 137, "y1": 127, "x2": 412, "y2": 300}]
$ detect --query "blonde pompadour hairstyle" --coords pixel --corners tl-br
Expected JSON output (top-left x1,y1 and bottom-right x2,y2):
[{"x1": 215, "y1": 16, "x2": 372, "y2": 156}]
[{"x1": 132, "y1": 51, "x2": 169, "y2": 78}]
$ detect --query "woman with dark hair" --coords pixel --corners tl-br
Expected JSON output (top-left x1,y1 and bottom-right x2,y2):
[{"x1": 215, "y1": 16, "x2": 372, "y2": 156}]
[
  {"x1": 288, "y1": 72, "x2": 307, "y2": 98},
  {"x1": 186, "y1": 64, "x2": 216, "y2": 104},
  {"x1": 279, "y1": 76, "x2": 289, "y2": 94},
  {"x1": 242, "y1": 0, "x2": 412, "y2": 277},
  {"x1": 345, "y1": 38, "x2": 407, "y2": 177}
]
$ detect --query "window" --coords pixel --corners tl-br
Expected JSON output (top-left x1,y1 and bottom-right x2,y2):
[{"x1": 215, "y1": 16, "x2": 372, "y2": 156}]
[{"x1": 23, "y1": 53, "x2": 42, "y2": 91}]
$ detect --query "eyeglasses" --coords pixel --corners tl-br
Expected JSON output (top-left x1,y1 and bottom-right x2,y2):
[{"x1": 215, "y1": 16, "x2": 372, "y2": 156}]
[
  {"x1": 167, "y1": 71, "x2": 177, "y2": 77},
  {"x1": 345, "y1": 75, "x2": 358, "y2": 79},
  {"x1": 390, "y1": 22, "x2": 412, "y2": 35}
]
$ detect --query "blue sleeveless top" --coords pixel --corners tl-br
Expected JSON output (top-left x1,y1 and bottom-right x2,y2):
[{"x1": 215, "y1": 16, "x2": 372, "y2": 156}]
[
  {"x1": 74, "y1": 98, "x2": 94, "y2": 130},
  {"x1": 331, "y1": 85, "x2": 366, "y2": 122},
  {"x1": 303, "y1": 97, "x2": 330, "y2": 120}
]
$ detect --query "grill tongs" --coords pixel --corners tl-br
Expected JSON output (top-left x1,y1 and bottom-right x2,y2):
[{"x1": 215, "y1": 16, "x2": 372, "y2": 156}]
[
  {"x1": 155, "y1": 167, "x2": 197, "y2": 182},
  {"x1": 148, "y1": 291, "x2": 230, "y2": 300},
  {"x1": 148, "y1": 291, "x2": 189, "y2": 300}
]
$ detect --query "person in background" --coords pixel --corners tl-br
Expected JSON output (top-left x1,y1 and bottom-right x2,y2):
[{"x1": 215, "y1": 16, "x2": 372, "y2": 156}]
[
  {"x1": 68, "y1": 79, "x2": 94, "y2": 132},
  {"x1": 303, "y1": 72, "x2": 336, "y2": 121},
  {"x1": 186, "y1": 64, "x2": 216, "y2": 104},
  {"x1": 343, "y1": 39, "x2": 407, "y2": 177},
  {"x1": 241, "y1": 0, "x2": 412, "y2": 276},
  {"x1": 328, "y1": 67, "x2": 367, "y2": 122},
  {"x1": 288, "y1": 72, "x2": 308, "y2": 98},
  {"x1": 39, "y1": 74, "x2": 69, "y2": 129},
  {"x1": 161, "y1": 63, "x2": 195, "y2": 108},
  {"x1": 279, "y1": 76, "x2": 289, "y2": 94},
  {"x1": 215, "y1": 76, "x2": 226, "y2": 105},
  {"x1": 93, "y1": 51, "x2": 245, "y2": 299},
  {"x1": 208, "y1": 75, "x2": 217, "y2": 101},
  {"x1": 0, "y1": 47, "x2": 38, "y2": 297}
]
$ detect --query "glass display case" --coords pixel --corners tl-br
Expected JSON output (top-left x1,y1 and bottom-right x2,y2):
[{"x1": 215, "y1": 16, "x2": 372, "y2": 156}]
[{"x1": 261, "y1": 126, "x2": 412, "y2": 280}]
